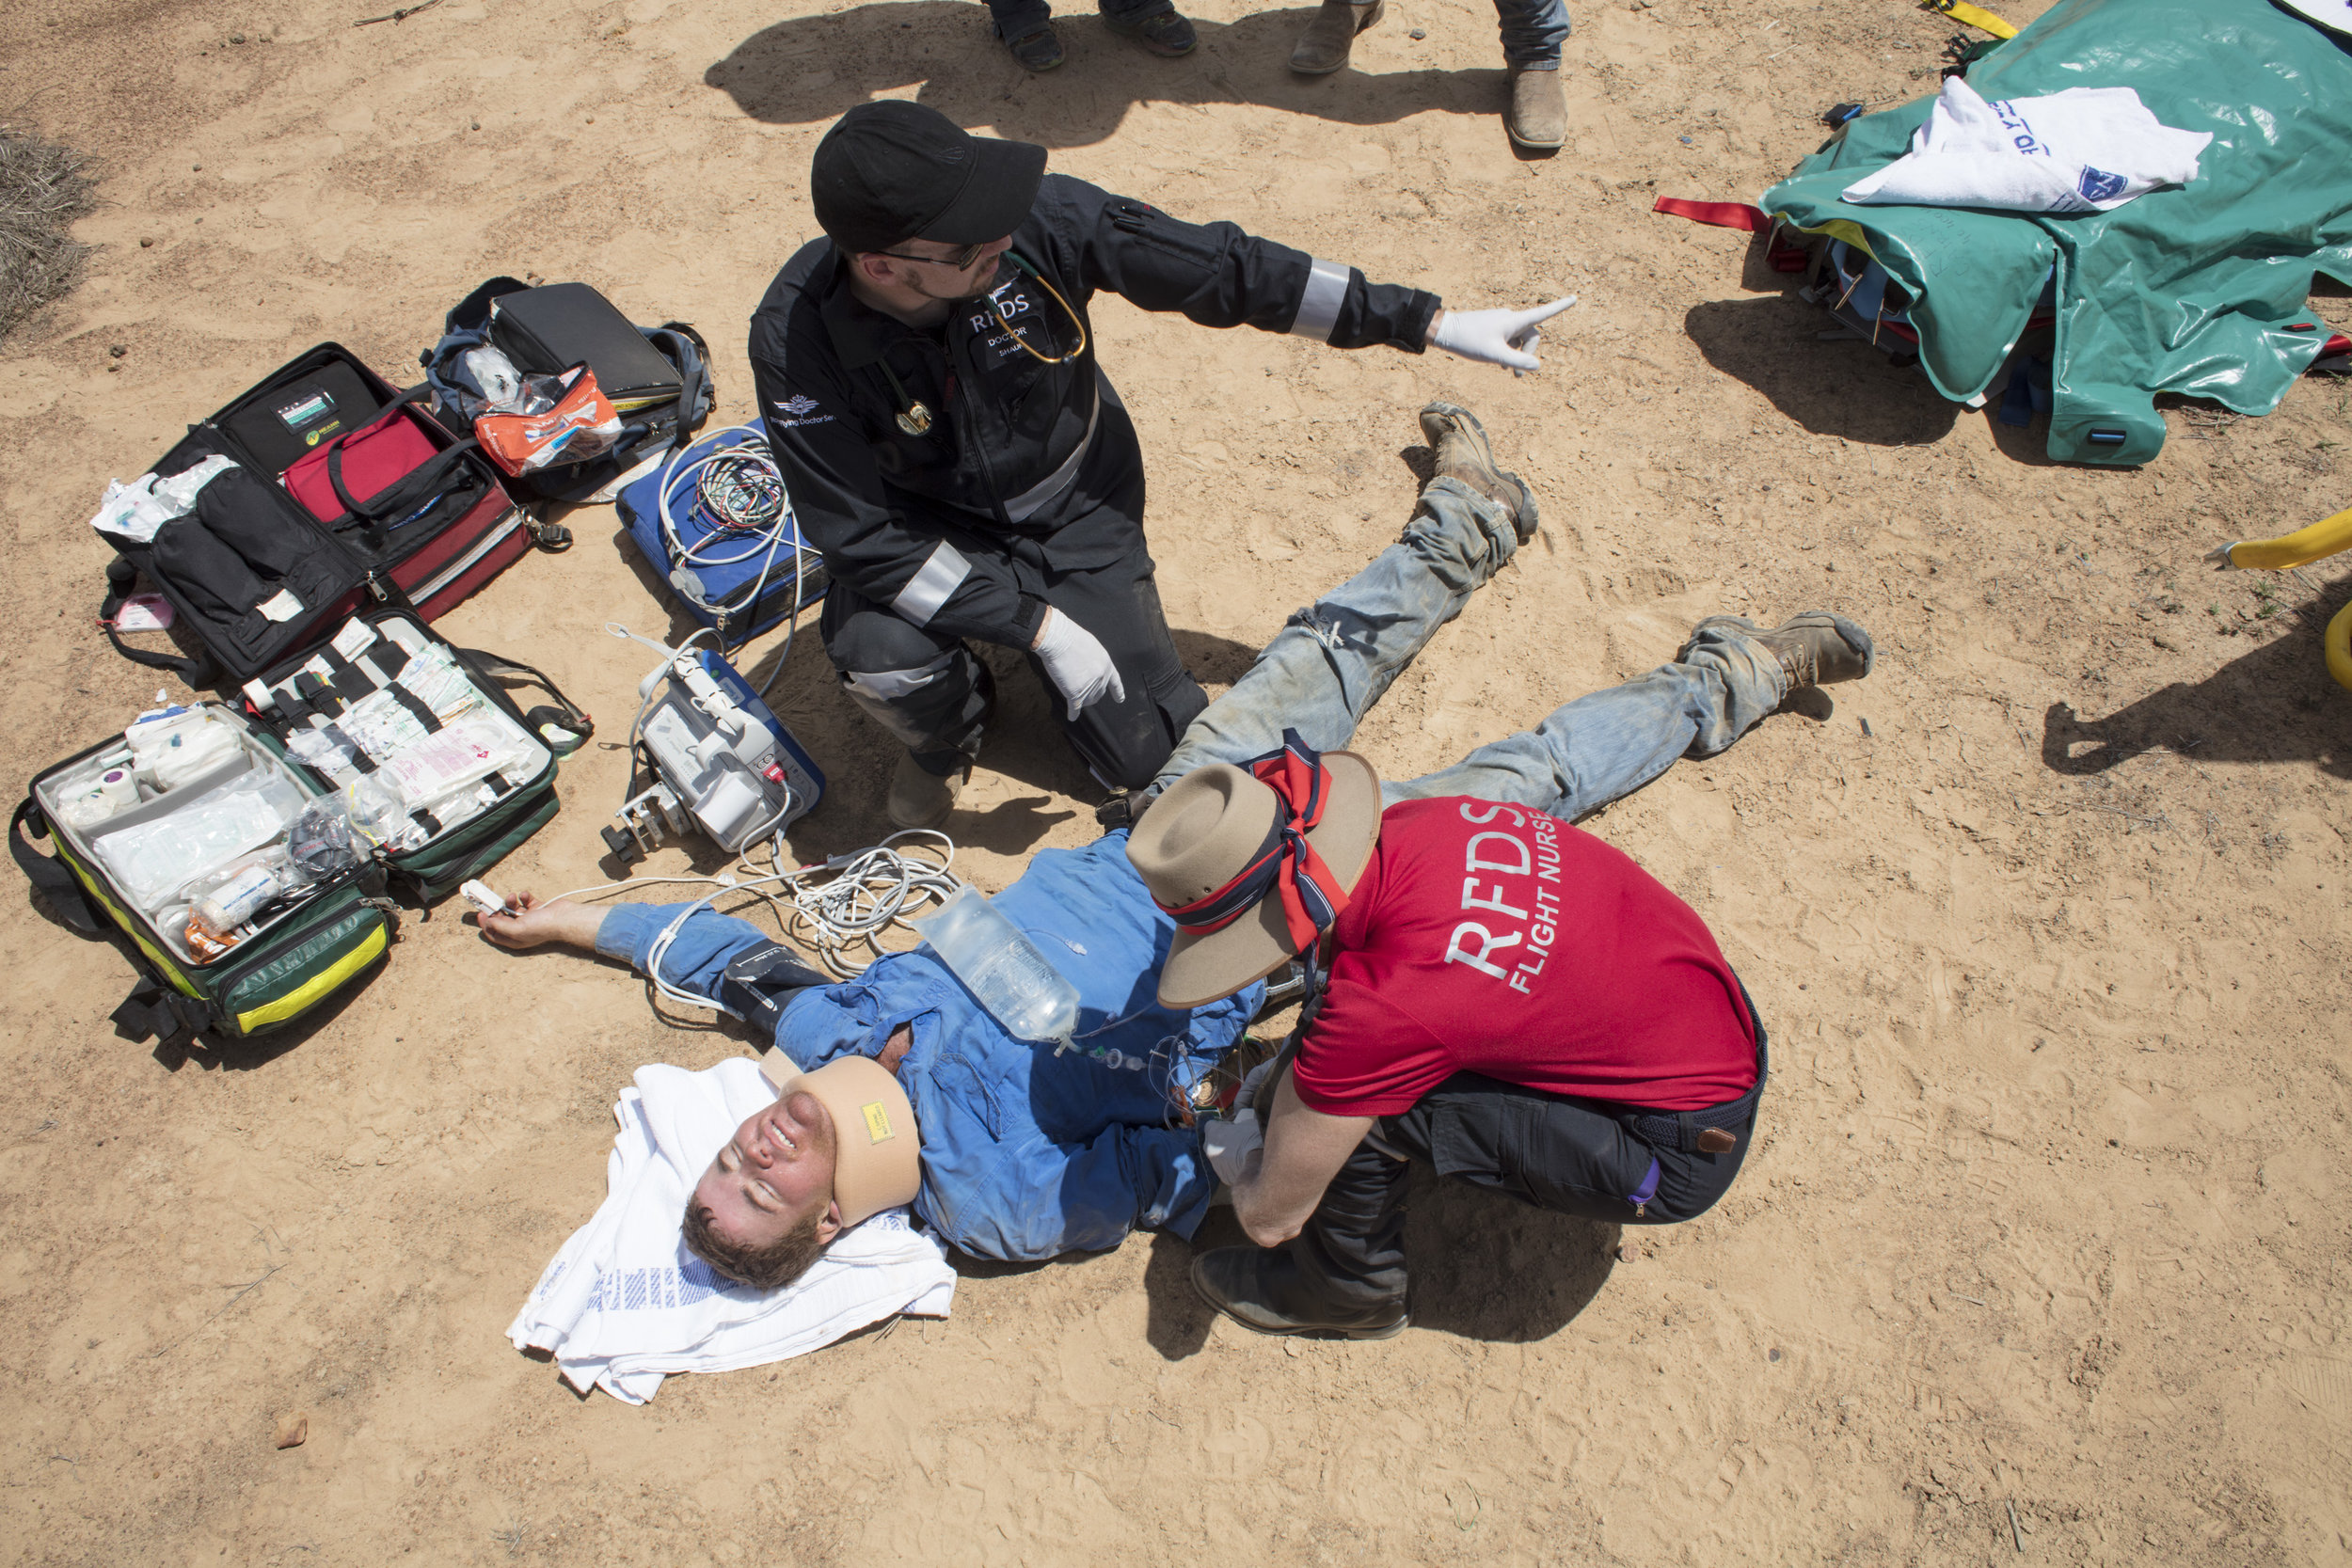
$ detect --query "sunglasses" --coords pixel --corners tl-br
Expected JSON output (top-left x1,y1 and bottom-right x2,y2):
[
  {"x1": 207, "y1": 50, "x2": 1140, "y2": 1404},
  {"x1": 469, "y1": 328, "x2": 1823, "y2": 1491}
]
[{"x1": 875, "y1": 239, "x2": 992, "y2": 270}]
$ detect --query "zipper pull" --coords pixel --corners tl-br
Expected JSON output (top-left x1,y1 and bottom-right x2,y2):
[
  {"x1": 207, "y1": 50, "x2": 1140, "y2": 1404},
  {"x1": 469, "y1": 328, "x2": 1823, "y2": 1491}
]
[{"x1": 367, "y1": 573, "x2": 389, "y2": 603}]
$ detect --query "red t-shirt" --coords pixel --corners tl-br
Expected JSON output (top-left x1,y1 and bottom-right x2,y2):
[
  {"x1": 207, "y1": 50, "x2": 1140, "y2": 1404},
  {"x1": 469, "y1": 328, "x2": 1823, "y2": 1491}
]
[{"x1": 1290, "y1": 797, "x2": 1759, "y2": 1117}]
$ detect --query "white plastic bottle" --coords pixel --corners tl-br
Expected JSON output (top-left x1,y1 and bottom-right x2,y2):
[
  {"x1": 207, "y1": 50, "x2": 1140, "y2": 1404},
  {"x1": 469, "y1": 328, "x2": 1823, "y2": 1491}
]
[{"x1": 909, "y1": 884, "x2": 1079, "y2": 1048}]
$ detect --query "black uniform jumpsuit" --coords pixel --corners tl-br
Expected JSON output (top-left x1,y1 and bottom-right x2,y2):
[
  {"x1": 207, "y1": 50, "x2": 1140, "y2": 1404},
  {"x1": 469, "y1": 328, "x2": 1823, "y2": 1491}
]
[{"x1": 749, "y1": 173, "x2": 1438, "y2": 790}]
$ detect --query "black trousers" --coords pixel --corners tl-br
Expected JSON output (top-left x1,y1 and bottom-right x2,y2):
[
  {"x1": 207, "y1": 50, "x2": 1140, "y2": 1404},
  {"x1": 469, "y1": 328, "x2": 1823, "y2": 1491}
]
[
  {"x1": 822, "y1": 544, "x2": 1208, "y2": 791},
  {"x1": 1293, "y1": 1029, "x2": 1770, "y2": 1312}
]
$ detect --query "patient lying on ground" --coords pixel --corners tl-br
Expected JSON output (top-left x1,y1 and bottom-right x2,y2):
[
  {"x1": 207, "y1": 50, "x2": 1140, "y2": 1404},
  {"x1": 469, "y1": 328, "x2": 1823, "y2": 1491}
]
[{"x1": 483, "y1": 832, "x2": 1260, "y2": 1290}]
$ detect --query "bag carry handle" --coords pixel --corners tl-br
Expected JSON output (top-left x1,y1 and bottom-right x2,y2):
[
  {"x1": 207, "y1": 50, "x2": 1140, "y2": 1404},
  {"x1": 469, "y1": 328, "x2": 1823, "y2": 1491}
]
[
  {"x1": 12, "y1": 798, "x2": 104, "y2": 937},
  {"x1": 656, "y1": 322, "x2": 709, "y2": 435},
  {"x1": 457, "y1": 649, "x2": 595, "y2": 753},
  {"x1": 325, "y1": 388, "x2": 485, "y2": 523},
  {"x1": 99, "y1": 561, "x2": 219, "y2": 686}
]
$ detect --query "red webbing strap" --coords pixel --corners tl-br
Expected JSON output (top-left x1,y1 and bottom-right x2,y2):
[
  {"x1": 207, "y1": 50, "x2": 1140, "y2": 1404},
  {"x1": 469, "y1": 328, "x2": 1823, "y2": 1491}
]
[
  {"x1": 1653, "y1": 197, "x2": 1769, "y2": 230},
  {"x1": 1653, "y1": 196, "x2": 1813, "y2": 273}
]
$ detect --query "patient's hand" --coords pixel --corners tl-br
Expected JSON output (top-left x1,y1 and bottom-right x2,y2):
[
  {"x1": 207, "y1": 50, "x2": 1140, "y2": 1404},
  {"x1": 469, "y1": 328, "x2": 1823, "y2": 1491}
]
[{"x1": 479, "y1": 892, "x2": 606, "y2": 953}]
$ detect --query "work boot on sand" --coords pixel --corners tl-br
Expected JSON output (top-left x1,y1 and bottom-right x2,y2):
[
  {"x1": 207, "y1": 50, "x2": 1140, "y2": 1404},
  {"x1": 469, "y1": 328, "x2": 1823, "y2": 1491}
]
[
  {"x1": 1685, "y1": 612, "x2": 1875, "y2": 689},
  {"x1": 888, "y1": 753, "x2": 971, "y2": 831},
  {"x1": 1192, "y1": 1245, "x2": 1409, "y2": 1339},
  {"x1": 1507, "y1": 66, "x2": 1567, "y2": 150},
  {"x1": 1289, "y1": 0, "x2": 1383, "y2": 73},
  {"x1": 1420, "y1": 401, "x2": 1538, "y2": 542},
  {"x1": 1105, "y1": 8, "x2": 1199, "y2": 55},
  {"x1": 999, "y1": 22, "x2": 1065, "y2": 70}
]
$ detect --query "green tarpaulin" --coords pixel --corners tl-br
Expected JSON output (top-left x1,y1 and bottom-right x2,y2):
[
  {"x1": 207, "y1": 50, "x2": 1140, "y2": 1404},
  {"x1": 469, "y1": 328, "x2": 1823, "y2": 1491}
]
[{"x1": 1759, "y1": 0, "x2": 2352, "y2": 465}]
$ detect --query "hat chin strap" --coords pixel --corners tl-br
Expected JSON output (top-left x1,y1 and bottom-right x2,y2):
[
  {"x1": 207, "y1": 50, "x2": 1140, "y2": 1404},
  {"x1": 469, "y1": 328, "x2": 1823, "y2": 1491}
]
[{"x1": 760, "y1": 1054, "x2": 921, "y2": 1228}]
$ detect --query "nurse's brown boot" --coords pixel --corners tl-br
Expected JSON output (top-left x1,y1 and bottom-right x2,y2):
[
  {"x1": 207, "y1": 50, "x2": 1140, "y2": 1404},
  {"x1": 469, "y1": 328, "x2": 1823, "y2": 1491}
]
[{"x1": 1290, "y1": 0, "x2": 1383, "y2": 73}]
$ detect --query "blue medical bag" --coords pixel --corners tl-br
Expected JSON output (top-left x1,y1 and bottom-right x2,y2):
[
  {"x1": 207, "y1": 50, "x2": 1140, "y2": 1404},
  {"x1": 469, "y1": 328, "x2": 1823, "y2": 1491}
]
[{"x1": 616, "y1": 421, "x2": 828, "y2": 645}]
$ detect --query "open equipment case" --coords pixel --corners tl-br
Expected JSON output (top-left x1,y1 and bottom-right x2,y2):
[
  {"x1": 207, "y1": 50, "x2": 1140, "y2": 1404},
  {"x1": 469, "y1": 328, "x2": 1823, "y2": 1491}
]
[
  {"x1": 98, "y1": 343, "x2": 544, "y2": 687},
  {"x1": 14, "y1": 610, "x2": 589, "y2": 1047}
]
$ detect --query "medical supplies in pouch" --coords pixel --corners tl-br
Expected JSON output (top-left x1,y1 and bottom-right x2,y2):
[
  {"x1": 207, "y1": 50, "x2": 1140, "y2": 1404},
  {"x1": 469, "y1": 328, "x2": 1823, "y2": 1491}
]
[
  {"x1": 243, "y1": 610, "x2": 592, "y2": 903},
  {"x1": 422, "y1": 277, "x2": 714, "y2": 503},
  {"x1": 603, "y1": 625, "x2": 822, "y2": 865},
  {"x1": 615, "y1": 420, "x2": 828, "y2": 646},
  {"x1": 92, "y1": 343, "x2": 535, "y2": 686},
  {"x1": 12, "y1": 614, "x2": 593, "y2": 1046},
  {"x1": 15, "y1": 701, "x2": 395, "y2": 1047}
]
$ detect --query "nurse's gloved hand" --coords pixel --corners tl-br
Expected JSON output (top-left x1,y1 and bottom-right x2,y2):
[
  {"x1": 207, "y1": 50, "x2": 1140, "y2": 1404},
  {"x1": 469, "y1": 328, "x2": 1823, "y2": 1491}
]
[
  {"x1": 1428, "y1": 295, "x2": 1578, "y2": 373},
  {"x1": 1202, "y1": 1108, "x2": 1264, "y2": 1186},
  {"x1": 1031, "y1": 607, "x2": 1126, "y2": 719}
]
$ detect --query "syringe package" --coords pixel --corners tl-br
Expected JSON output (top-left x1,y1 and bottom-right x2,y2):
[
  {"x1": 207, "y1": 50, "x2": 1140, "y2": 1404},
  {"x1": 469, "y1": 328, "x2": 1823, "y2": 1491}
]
[{"x1": 11, "y1": 610, "x2": 590, "y2": 1048}]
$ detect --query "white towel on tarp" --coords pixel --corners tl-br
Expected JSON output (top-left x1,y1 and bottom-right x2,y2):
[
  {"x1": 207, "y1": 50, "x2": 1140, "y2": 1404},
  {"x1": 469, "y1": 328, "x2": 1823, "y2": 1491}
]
[
  {"x1": 1841, "y1": 77, "x2": 2213, "y2": 214},
  {"x1": 506, "y1": 1056, "x2": 955, "y2": 1404}
]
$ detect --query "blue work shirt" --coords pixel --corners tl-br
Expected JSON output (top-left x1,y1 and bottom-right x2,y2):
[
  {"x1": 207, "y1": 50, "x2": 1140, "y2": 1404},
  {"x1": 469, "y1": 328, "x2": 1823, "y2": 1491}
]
[{"x1": 596, "y1": 832, "x2": 1263, "y2": 1262}]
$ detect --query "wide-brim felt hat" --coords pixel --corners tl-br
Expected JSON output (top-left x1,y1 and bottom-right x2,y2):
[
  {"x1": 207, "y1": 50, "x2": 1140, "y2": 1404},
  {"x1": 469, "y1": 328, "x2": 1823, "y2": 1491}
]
[{"x1": 1128, "y1": 751, "x2": 1382, "y2": 1010}]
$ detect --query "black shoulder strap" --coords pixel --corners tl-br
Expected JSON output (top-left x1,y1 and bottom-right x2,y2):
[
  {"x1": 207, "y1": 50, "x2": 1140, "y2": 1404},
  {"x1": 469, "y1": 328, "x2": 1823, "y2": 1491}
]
[
  {"x1": 456, "y1": 649, "x2": 594, "y2": 752},
  {"x1": 12, "y1": 799, "x2": 103, "y2": 937},
  {"x1": 108, "y1": 976, "x2": 213, "y2": 1047}
]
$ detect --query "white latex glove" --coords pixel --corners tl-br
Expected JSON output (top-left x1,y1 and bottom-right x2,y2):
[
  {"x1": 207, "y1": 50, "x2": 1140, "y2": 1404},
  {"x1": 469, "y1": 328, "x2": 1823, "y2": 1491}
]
[
  {"x1": 1031, "y1": 607, "x2": 1126, "y2": 719},
  {"x1": 1429, "y1": 295, "x2": 1579, "y2": 374},
  {"x1": 1202, "y1": 1108, "x2": 1264, "y2": 1186}
]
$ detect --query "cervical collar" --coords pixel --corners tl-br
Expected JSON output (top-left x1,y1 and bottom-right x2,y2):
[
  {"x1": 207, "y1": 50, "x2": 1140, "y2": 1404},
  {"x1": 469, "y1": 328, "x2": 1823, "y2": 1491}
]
[{"x1": 757, "y1": 1053, "x2": 920, "y2": 1227}]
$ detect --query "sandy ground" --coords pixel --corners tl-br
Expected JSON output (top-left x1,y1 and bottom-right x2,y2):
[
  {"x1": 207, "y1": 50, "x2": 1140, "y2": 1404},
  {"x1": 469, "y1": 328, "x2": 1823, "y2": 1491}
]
[{"x1": 2, "y1": 0, "x2": 2349, "y2": 1560}]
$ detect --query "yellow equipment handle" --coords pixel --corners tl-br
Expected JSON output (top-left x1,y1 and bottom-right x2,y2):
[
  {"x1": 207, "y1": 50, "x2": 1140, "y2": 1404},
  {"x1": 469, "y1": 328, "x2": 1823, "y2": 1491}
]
[
  {"x1": 2218, "y1": 506, "x2": 2352, "y2": 692},
  {"x1": 2221, "y1": 506, "x2": 2352, "y2": 571},
  {"x1": 1924, "y1": 0, "x2": 2021, "y2": 39}
]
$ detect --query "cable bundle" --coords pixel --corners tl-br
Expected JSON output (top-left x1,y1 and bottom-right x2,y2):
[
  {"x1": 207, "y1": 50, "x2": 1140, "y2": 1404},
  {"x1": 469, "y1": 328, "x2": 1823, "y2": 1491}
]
[
  {"x1": 691, "y1": 450, "x2": 788, "y2": 536},
  {"x1": 654, "y1": 424, "x2": 810, "y2": 675},
  {"x1": 552, "y1": 831, "x2": 963, "y2": 1016}
]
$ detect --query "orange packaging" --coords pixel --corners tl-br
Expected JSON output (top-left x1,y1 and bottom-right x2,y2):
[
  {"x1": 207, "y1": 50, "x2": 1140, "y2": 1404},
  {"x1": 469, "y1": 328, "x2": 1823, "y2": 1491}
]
[{"x1": 475, "y1": 365, "x2": 623, "y2": 477}]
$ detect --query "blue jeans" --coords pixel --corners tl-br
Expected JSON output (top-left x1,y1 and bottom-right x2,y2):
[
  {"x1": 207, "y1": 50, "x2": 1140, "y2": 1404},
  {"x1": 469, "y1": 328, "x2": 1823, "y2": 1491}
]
[
  {"x1": 1495, "y1": 0, "x2": 1570, "y2": 68},
  {"x1": 1152, "y1": 475, "x2": 1788, "y2": 813},
  {"x1": 986, "y1": 0, "x2": 1169, "y2": 40},
  {"x1": 1163, "y1": 475, "x2": 1783, "y2": 1312}
]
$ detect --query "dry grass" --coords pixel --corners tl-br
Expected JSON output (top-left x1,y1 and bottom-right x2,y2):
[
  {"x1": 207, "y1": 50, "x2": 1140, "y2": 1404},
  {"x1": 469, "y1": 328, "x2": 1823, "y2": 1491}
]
[{"x1": 0, "y1": 126, "x2": 98, "y2": 341}]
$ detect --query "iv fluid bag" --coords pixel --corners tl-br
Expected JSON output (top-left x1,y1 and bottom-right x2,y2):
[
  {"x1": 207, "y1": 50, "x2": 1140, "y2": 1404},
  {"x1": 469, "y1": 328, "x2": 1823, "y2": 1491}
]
[{"x1": 909, "y1": 884, "x2": 1078, "y2": 1047}]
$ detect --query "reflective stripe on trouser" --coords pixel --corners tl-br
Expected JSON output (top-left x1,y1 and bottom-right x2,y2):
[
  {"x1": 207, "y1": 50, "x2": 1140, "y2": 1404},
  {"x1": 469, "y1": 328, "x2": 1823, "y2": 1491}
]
[{"x1": 820, "y1": 551, "x2": 1211, "y2": 788}]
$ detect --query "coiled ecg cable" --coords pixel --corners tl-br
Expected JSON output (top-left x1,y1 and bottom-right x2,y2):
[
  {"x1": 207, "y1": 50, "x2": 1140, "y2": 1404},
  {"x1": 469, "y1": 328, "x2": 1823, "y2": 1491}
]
[
  {"x1": 653, "y1": 423, "x2": 810, "y2": 690},
  {"x1": 548, "y1": 830, "x2": 962, "y2": 1013}
]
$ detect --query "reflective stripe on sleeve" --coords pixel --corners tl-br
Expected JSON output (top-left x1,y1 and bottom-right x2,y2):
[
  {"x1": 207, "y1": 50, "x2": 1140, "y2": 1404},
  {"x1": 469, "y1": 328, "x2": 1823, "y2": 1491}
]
[
  {"x1": 890, "y1": 541, "x2": 971, "y2": 627},
  {"x1": 1289, "y1": 258, "x2": 1351, "y2": 343}
]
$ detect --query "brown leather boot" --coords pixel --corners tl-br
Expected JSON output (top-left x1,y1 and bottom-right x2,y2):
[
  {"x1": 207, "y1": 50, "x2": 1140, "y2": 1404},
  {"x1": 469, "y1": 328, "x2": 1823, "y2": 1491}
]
[
  {"x1": 1290, "y1": 0, "x2": 1383, "y2": 74},
  {"x1": 1419, "y1": 401, "x2": 1538, "y2": 541},
  {"x1": 1682, "y1": 612, "x2": 1876, "y2": 688},
  {"x1": 1506, "y1": 65, "x2": 1567, "y2": 150}
]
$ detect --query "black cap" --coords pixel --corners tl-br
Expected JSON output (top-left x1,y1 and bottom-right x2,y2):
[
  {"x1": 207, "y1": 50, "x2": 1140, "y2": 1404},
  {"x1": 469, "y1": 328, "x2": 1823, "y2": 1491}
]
[{"x1": 810, "y1": 102, "x2": 1048, "y2": 254}]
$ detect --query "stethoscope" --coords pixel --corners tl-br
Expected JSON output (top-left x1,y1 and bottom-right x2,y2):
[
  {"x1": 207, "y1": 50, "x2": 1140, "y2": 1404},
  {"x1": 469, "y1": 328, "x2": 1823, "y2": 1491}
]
[{"x1": 882, "y1": 251, "x2": 1088, "y2": 437}]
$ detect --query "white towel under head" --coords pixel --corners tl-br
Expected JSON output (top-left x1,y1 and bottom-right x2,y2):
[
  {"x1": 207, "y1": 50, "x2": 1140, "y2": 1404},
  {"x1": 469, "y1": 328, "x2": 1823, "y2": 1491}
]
[
  {"x1": 506, "y1": 1056, "x2": 955, "y2": 1404},
  {"x1": 1841, "y1": 77, "x2": 2213, "y2": 214}
]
